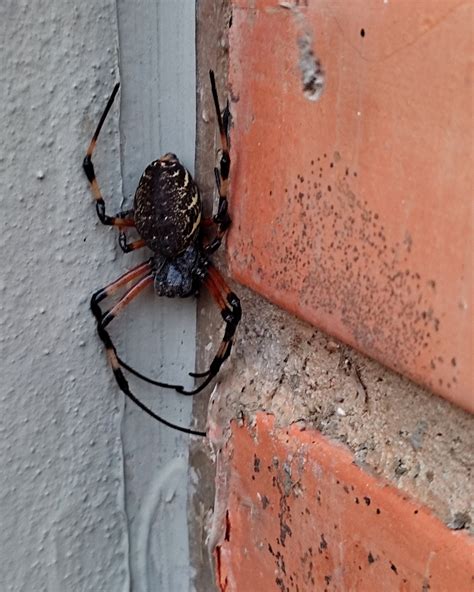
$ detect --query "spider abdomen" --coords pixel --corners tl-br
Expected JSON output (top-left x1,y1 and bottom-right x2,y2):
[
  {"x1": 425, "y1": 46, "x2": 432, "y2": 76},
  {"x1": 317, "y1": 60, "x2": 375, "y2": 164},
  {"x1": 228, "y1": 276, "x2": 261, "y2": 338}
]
[{"x1": 134, "y1": 153, "x2": 201, "y2": 258}]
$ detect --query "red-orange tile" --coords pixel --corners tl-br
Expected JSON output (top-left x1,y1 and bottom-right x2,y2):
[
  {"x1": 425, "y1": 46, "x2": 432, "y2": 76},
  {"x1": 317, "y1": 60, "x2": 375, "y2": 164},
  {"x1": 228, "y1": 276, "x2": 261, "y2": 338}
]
[
  {"x1": 214, "y1": 414, "x2": 473, "y2": 591},
  {"x1": 227, "y1": 1, "x2": 473, "y2": 411}
]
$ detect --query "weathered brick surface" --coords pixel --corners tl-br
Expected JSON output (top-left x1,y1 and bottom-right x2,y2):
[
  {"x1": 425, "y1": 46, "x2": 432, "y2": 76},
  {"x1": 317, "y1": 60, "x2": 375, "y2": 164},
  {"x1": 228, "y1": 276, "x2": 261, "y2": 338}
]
[
  {"x1": 227, "y1": 0, "x2": 473, "y2": 411},
  {"x1": 214, "y1": 414, "x2": 473, "y2": 591}
]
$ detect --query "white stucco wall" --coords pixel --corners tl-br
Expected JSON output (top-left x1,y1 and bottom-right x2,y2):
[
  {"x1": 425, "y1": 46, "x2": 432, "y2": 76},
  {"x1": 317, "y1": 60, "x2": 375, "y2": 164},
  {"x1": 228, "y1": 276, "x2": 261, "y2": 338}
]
[{"x1": 0, "y1": 1, "x2": 197, "y2": 590}]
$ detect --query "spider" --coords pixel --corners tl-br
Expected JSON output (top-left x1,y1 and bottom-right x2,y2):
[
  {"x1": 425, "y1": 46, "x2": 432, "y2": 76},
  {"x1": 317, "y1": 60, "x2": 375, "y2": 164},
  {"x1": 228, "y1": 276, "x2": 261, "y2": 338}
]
[{"x1": 83, "y1": 71, "x2": 240, "y2": 437}]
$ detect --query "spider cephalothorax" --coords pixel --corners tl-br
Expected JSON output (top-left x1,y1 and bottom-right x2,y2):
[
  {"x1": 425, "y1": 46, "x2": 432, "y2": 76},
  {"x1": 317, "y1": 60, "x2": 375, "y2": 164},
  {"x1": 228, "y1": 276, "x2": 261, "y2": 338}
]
[
  {"x1": 153, "y1": 244, "x2": 208, "y2": 298},
  {"x1": 83, "y1": 71, "x2": 240, "y2": 436}
]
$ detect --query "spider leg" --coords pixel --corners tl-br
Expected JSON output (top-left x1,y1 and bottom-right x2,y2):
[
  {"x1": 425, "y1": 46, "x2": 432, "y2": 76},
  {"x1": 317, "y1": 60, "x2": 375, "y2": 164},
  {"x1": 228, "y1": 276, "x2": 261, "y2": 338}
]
[
  {"x1": 111, "y1": 264, "x2": 241, "y2": 396},
  {"x1": 83, "y1": 83, "x2": 135, "y2": 229},
  {"x1": 204, "y1": 71, "x2": 232, "y2": 255},
  {"x1": 180, "y1": 265, "x2": 241, "y2": 395},
  {"x1": 99, "y1": 274, "x2": 154, "y2": 328},
  {"x1": 91, "y1": 265, "x2": 205, "y2": 436},
  {"x1": 94, "y1": 266, "x2": 208, "y2": 397},
  {"x1": 91, "y1": 261, "x2": 185, "y2": 391},
  {"x1": 91, "y1": 259, "x2": 153, "y2": 320},
  {"x1": 97, "y1": 323, "x2": 205, "y2": 436},
  {"x1": 118, "y1": 234, "x2": 147, "y2": 253}
]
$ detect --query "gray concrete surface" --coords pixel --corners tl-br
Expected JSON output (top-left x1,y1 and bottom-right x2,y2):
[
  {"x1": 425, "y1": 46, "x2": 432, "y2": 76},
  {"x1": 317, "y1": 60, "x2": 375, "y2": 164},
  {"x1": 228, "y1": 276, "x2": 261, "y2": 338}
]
[
  {"x1": 0, "y1": 1, "x2": 128, "y2": 590},
  {"x1": 208, "y1": 287, "x2": 474, "y2": 532},
  {"x1": 0, "y1": 1, "x2": 200, "y2": 590}
]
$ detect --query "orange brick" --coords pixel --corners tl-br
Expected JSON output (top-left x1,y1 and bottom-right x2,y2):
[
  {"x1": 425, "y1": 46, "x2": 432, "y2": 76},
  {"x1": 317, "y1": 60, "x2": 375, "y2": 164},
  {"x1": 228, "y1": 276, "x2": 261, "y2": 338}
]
[
  {"x1": 214, "y1": 414, "x2": 473, "y2": 591},
  {"x1": 227, "y1": 1, "x2": 473, "y2": 411}
]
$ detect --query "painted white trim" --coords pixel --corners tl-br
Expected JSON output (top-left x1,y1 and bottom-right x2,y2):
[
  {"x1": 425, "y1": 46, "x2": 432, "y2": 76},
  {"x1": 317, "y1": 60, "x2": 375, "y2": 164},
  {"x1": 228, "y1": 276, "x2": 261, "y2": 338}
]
[{"x1": 116, "y1": 1, "x2": 197, "y2": 590}]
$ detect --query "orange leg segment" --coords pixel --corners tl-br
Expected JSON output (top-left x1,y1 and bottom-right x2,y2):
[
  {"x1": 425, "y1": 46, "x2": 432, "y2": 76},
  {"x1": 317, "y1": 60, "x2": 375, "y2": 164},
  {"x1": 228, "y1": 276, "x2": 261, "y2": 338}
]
[
  {"x1": 183, "y1": 265, "x2": 241, "y2": 394},
  {"x1": 83, "y1": 83, "x2": 135, "y2": 229}
]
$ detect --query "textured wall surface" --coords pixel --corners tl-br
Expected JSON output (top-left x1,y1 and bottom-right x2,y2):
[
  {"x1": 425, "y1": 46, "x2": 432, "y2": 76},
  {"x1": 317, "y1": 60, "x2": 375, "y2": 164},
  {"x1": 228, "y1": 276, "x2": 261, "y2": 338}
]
[
  {"x1": 1, "y1": 0, "x2": 200, "y2": 590},
  {"x1": 0, "y1": 1, "x2": 129, "y2": 590}
]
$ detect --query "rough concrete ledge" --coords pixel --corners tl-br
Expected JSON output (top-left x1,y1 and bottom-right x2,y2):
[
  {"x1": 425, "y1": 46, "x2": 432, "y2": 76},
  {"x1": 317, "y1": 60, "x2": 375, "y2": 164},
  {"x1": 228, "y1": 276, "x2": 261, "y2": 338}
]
[{"x1": 206, "y1": 287, "x2": 473, "y2": 533}]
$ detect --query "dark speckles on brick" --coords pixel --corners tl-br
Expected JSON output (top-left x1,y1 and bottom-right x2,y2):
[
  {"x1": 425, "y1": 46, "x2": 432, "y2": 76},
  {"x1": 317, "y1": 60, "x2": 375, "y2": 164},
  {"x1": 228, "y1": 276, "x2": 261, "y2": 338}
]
[
  {"x1": 368, "y1": 552, "x2": 375, "y2": 564},
  {"x1": 390, "y1": 562, "x2": 398, "y2": 575},
  {"x1": 254, "y1": 454, "x2": 261, "y2": 473},
  {"x1": 364, "y1": 496, "x2": 371, "y2": 506},
  {"x1": 257, "y1": 154, "x2": 443, "y2": 389},
  {"x1": 275, "y1": 576, "x2": 285, "y2": 592},
  {"x1": 277, "y1": 155, "x2": 443, "y2": 374},
  {"x1": 319, "y1": 534, "x2": 328, "y2": 550}
]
